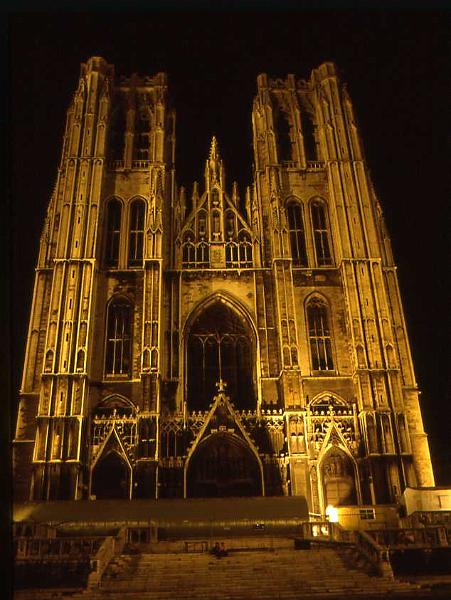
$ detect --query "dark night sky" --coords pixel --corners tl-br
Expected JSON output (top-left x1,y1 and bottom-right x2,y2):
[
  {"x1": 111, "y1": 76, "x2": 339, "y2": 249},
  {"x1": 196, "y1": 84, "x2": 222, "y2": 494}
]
[{"x1": 7, "y1": 10, "x2": 451, "y2": 483}]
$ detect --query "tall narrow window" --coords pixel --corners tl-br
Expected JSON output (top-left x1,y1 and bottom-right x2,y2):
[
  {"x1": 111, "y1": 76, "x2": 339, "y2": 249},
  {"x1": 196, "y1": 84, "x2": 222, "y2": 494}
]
[
  {"x1": 108, "y1": 100, "x2": 126, "y2": 162},
  {"x1": 238, "y1": 234, "x2": 253, "y2": 267},
  {"x1": 274, "y1": 108, "x2": 292, "y2": 162},
  {"x1": 287, "y1": 203, "x2": 308, "y2": 266},
  {"x1": 105, "y1": 199, "x2": 122, "y2": 268},
  {"x1": 307, "y1": 298, "x2": 334, "y2": 371},
  {"x1": 128, "y1": 200, "x2": 145, "y2": 266},
  {"x1": 311, "y1": 200, "x2": 332, "y2": 266},
  {"x1": 196, "y1": 241, "x2": 209, "y2": 266},
  {"x1": 182, "y1": 234, "x2": 196, "y2": 267},
  {"x1": 134, "y1": 110, "x2": 150, "y2": 161},
  {"x1": 300, "y1": 109, "x2": 316, "y2": 160},
  {"x1": 105, "y1": 299, "x2": 132, "y2": 376}
]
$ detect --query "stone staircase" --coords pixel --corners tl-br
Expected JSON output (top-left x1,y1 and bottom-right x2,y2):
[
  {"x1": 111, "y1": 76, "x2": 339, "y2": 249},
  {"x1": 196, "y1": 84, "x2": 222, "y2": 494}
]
[{"x1": 16, "y1": 544, "x2": 428, "y2": 600}]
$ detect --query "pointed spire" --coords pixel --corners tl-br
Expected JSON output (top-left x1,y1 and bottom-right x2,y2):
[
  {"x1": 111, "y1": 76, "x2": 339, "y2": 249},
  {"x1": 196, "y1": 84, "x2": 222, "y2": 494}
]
[
  {"x1": 209, "y1": 135, "x2": 219, "y2": 161},
  {"x1": 179, "y1": 186, "x2": 186, "y2": 210},
  {"x1": 245, "y1": 186, "x2": 252, "y2": 222},
  {"x1": 205, "y1": 135, "x2": 224, "y2": 190},
  {"x1": 231, "y1": 181, "x2": 239, "y2": 207},
  {"x1": 191, "y1": 181, "x2": 199, "y2": 211}
]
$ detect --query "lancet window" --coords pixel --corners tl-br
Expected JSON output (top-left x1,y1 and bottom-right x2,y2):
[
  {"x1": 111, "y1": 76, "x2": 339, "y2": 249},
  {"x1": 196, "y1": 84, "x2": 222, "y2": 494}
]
[
  {"x1": 196, "y1": 241, "x2": 209, "y2": 266},
  {"x1": 273, "y1": 105, "x2": 292, "y2": 162},
  {"x1": 225, "y1": 232, "x2": 253, "y2": 268},
  {"x1": 105, "y1": 199, "x2": 122, "y2": 268},
  {"x1": 105, "y1": 298, "x2": 132, "y2": 376},
  {"x1": 108, "y1": 98, "x2": 126, "y2": 162},
  {"x1": 182, "y1": 232, "x2": 209, "y2": 268},
  {"x1": 311, "y1": 200, "x2": 332, "y2": 266},
  {"x1": 307, "y1": 297, "x2": 334, "y2": 371},
  {"x1": 128, "y1": 199, "x2": 145, "y2": 266},
  {"x1": 287, "y1": 202, "x2": 308, "y2": 266}
]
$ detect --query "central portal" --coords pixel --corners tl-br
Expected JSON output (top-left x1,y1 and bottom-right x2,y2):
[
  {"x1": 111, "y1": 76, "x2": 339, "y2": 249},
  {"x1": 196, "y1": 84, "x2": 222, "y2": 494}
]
[{"x1": 187, "y1": 433, "x2": 262, "y2": 498}]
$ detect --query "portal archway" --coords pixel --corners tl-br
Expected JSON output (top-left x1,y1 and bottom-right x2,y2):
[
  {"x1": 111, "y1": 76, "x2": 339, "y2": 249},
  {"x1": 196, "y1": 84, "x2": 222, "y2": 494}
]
[
  {"x1": 91, "y1": 451, "x2": 130, "y2": 499},
  {"x1": 321, "y1": 448, "x2": 357, "y2": 506},
  {"x1": 187, "y1": 433, "x2": 262, "y2": 498}
]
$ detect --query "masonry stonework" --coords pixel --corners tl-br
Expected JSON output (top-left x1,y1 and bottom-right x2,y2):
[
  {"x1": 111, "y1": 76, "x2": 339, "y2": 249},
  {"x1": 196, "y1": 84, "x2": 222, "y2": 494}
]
[{"x1": 14, "y1": 57, "x2": 434, "y2": 510}]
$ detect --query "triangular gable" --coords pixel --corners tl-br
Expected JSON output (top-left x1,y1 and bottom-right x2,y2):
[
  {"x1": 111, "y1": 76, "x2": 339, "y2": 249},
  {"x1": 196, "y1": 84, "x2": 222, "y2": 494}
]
[
  {"x1": 91, "y1": 424, "x2": 132, "y2": 469},
  {"x1": 185, "y1": 381, "x2": 260, "y2": 463}
]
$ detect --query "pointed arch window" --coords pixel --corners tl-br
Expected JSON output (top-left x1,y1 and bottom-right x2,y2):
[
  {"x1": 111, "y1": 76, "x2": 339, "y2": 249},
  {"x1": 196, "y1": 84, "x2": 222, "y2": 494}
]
[
  {"x1": 307, "y1": 298, "x2": 334, "y2": 371},
  {"x1": 287, "y1": 202, "x2": 308, "y2": 266},
  {"x1": 105, "y1": 199, "x2": 122, "y2": 268},
  {"x1": 105, "y1": 299, "x2": 132, "y2": 376},
  {"x1": 226, "y1": 241, "x2": 239, "y2": 267},
  {"x1": 311, "y1": 200, "x2": 332, "y2": 266},
  {"x1": 226, "y1": 233, "x2": 253, "y2": 268},
  {"x1": 128, "y1": 200, "x2": 145, "y2": 266},
  {"x1": 196, "y1": 241, "x2": 209, "y2": 266},
  {"x1": 182, "y1": 233, "x2": 196, "y2": 267},
  {"x1": 197, "y1": 210, "x2": 207, "y2": 238},
  {"x1": 238, "y1": 233, "x2": 253, "y2": 267},
  {"x1": 187, "y1": 302, "x2": 255, "y2": 411}
]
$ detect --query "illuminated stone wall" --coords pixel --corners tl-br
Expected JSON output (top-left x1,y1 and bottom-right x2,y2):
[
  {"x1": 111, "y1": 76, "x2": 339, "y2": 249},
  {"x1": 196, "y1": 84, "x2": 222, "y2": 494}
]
[{"x1": 13, "y1": 57, "x2": 434, "y2": 510}]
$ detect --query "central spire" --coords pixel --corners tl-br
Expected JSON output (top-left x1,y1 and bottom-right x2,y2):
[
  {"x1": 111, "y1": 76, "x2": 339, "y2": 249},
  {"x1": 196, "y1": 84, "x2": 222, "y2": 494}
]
[
  {"x1": 205, "y1": 135, "x2": 224, "y2": 190},
  {"x1": 209, "y1": 135, "x2": 219, "y2": 161}
]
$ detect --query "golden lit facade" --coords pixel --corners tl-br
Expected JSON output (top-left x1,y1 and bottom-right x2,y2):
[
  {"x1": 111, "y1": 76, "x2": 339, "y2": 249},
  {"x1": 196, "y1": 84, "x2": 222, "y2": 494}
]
[{"x1": 14, "y1": 57, "x2": 434, "y2": 511}]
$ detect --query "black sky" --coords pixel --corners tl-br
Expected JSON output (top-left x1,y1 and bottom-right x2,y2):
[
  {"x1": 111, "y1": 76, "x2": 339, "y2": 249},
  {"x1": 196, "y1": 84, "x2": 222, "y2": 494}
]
[{"x1": 8, "y1": 10, "x2": 451, "y2": 483}]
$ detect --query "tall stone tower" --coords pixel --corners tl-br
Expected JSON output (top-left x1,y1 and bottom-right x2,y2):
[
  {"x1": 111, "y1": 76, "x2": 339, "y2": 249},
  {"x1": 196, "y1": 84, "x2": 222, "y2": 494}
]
[{"x1": 14, "y1": 57, "x2": 434, "y2": 512}]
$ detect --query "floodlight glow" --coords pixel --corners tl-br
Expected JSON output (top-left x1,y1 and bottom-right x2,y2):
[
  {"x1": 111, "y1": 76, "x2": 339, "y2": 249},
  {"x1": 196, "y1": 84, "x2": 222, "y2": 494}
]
[{"x1": 325, "y1": 505, "x2": 339, "y2": 523}]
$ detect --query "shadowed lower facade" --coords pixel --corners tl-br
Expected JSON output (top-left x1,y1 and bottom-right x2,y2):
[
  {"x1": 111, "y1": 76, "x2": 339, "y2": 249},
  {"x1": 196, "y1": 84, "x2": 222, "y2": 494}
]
[{"x1": 13, "y1": 57, "x2": 435, "y2": 514}]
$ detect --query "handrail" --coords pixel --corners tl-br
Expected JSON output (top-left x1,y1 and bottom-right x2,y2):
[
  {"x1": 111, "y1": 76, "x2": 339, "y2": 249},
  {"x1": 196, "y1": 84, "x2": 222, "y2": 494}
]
[
  {"x1": 301, "y1": 520, "x2": 353, "y2": 543},
  {"x1": 301, "y1": 521, "x2": 393, "y2": 578},
  {"x1": 87, "y1": 526, "x2": 127, "y2": 588},
  {"x1": 353, "y1": 529, "x2": 394, "y2": 578}
]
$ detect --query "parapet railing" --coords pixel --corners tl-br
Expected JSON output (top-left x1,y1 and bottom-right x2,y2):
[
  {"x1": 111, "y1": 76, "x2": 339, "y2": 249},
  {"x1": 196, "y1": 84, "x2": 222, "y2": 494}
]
[
  {"x1": 307, "y1": 160, "x2": 326, "y2": 170},
  {"x1": 281, "y1": 160, "x2": 326, "y2": 171},
  {"x1": 407, "y1": 511, "x2": 451, "y2": 530},
  {"x1": 366, "y1": 526, "x2": 449, "y2": 549},
  {"x1": 14, "y1": 537, "x2": 103, "y2": 560},
  {"x1": 109, "y1": 160, "x2": 151, "y2": 170}
]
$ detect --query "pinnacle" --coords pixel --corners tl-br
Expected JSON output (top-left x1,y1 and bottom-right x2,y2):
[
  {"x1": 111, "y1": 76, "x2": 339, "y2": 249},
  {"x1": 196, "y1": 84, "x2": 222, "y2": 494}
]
[{"x1": 209, "y1": 135, "x2": 220, "y2": 160}]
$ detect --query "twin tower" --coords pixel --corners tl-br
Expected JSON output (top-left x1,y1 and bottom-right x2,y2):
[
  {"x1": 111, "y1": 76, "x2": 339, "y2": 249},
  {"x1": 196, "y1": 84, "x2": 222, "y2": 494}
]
[{"x1": 14, "y1": 56, "x2": 434, "y2": 512}]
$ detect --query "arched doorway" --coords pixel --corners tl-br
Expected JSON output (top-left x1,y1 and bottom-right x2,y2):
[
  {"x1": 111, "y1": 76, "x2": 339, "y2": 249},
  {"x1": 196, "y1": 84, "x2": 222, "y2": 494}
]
[
  {"x1": 187, "y1": 433, "x2": 262, "y2": 498},
  {"x1": 321, "y1": 448, "x2": 357, "y2": 506},
  {"x1": 187, "y1": 300, "x2": 255, "y2": 411},
  {"x1": 91, "y1": 451, "x2": 130, "y2": 499}
]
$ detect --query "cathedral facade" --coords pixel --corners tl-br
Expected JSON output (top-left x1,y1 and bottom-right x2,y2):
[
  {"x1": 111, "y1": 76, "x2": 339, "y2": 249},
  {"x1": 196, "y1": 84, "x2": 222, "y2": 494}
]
[{"x1": 14, "y1": 57, "x2": 435, "y2": 512}]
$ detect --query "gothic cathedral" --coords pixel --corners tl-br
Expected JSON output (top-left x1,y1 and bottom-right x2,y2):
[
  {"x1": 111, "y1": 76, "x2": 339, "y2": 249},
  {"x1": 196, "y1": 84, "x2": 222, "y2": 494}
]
[{"x1": 14, "y1": 57, "x2": 435, "y2": 513}]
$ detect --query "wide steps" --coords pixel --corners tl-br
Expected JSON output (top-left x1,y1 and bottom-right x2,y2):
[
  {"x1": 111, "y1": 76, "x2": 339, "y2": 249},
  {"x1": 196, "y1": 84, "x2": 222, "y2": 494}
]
[{"x1": 68, "y1": 547, "x2": 424, "y2": 599}]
